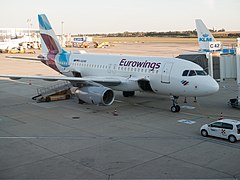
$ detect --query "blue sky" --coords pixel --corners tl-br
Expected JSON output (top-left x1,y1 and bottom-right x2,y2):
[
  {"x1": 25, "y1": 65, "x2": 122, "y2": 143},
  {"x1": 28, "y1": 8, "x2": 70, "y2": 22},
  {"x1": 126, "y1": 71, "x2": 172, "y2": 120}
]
[{"x1": 1, "y1": 0, "x2": 239, "y2": 34}]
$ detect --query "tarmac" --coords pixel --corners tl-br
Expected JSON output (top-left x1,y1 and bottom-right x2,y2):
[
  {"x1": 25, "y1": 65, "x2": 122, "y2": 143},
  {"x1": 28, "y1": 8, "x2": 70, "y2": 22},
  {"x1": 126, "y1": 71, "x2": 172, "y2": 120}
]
[{"x1": 0, "y1": 42, "x2": 240, "y2": 179}]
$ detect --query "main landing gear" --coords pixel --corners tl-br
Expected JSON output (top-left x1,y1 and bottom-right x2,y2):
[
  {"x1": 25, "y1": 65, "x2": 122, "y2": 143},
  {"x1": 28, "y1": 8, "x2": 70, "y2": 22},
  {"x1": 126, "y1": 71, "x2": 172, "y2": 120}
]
[
  {"x1": 171, "y1": 96, "x2": 180, "y2": 112},
  {"x1": 123, "y1": 91, "x2": 135, "y2": 97}
]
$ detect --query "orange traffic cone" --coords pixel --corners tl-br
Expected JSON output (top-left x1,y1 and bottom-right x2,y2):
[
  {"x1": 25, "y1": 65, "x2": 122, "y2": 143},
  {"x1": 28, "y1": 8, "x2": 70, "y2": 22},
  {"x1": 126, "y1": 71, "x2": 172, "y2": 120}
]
[
  {"x1": 113, "y1": 108, "x2": 118, "y2": 116},
  {"x1": 218, "y1": 112, "x2": 223, "y2": 120}
]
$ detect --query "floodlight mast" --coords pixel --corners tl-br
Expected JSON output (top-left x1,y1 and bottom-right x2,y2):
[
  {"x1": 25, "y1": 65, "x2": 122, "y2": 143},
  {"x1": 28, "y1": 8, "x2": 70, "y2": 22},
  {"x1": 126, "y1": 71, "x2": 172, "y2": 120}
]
[{"x1": 236, "y1": 38, "x2": 240, "y2": 102}]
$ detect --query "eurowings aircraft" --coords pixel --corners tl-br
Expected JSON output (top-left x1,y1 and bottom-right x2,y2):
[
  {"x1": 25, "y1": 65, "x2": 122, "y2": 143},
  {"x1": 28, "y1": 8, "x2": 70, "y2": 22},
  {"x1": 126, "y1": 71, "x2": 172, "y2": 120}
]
[{"x1": 0, "y1": 14, "x2": 219, "y2": 112}]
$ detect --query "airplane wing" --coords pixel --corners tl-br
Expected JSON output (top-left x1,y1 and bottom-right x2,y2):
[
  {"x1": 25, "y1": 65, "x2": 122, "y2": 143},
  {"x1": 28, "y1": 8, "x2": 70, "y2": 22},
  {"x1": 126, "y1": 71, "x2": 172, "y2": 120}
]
[
  {"x1": 6, "y1": 55, "x2": 46, "y2": 61},
  {"x1": 0, "y1": 75, "x2": 122, "y2": 86}
]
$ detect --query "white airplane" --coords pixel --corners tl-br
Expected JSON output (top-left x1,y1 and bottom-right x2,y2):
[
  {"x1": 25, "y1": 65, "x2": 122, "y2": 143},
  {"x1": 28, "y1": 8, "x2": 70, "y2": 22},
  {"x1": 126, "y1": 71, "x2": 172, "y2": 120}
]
[
  {"x1": 0, "y1": 14, "x2": 219, "y2": 112},
  {"x1": 0, "y1": 39, "x2": 21, "y2": 53}
]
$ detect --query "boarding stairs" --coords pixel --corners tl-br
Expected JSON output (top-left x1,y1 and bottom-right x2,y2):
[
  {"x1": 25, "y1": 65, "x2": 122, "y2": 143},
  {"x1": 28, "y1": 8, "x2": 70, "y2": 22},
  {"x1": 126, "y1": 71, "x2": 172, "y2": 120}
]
[{"x1": 32, "y1": 81, "x2": 73, "y2": 102}]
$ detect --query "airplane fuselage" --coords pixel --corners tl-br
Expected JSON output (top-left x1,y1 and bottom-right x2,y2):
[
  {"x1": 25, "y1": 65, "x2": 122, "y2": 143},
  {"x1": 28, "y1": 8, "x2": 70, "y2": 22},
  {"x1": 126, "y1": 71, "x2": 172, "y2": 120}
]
[{"x1": 51, "y1": 52, "x2": 219, "y2": 97}]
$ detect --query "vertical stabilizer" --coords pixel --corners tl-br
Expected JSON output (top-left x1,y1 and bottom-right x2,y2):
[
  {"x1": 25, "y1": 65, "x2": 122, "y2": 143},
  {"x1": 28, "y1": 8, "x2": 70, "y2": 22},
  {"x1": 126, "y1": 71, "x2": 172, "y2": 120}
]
[
  {"x1": 38, "y1": 14, "x2": 69, "y2": 72},
  {"x1": 38, "y1": 14, "x2": 65, "y2": 55},
  {"x1": 195, "y1": 19, "x2": 216, "y2": 52}
]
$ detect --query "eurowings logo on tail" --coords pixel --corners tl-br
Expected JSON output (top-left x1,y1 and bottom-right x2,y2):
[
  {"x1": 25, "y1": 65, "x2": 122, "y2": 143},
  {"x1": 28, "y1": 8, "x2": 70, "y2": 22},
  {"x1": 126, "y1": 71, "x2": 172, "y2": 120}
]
[{"x1": 38, "y1": 14, "x2": 70, "y2": 69}]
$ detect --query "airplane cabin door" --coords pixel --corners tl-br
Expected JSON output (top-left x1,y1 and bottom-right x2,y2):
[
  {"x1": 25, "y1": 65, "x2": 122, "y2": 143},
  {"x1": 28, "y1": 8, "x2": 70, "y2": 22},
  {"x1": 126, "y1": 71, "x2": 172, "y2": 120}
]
[{"x1": 161, "y1": 62, "x2": 173, "y2": 84}]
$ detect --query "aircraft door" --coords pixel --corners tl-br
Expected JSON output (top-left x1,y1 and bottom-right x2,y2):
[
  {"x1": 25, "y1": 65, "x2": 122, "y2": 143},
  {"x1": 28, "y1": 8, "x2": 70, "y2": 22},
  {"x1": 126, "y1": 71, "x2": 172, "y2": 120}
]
[{"x1": 161, "y1": 62, "x2": 173, "y2": 84}]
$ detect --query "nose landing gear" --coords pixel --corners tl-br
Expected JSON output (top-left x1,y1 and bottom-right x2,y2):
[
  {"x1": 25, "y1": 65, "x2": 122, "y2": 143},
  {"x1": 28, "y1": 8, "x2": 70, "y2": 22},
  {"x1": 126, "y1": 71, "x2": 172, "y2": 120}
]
[{"x1": 171, "y1": 96, "x2": 180, "y2": 112}]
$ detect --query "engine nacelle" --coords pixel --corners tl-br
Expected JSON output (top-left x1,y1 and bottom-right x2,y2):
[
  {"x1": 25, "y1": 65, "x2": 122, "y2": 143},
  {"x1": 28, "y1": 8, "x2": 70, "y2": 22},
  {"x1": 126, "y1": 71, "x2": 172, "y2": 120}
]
[{"x1": 75, "y1": 86, "x2": 115, "y2": 106}]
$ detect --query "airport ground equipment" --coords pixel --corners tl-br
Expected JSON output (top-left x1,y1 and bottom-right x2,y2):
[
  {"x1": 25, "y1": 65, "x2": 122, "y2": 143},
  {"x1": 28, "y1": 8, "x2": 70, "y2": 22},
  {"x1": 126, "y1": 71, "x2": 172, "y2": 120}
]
[
  {"x1": 228, "y1": 98, "x2": 240, "y2": 109},
  {"x1": 229, "y1": 38, "x2": 240, "y2": 108},
  {"x1": 32, "y1": 81, "x2": 73, "y2": 102}
]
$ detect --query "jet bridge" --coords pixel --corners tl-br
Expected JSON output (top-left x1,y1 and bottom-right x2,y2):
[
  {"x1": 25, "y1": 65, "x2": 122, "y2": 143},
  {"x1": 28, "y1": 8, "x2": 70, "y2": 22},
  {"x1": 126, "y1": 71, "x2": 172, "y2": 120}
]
[{"x1": 227, "y1": 38, "x2": 240, "y2": 108}]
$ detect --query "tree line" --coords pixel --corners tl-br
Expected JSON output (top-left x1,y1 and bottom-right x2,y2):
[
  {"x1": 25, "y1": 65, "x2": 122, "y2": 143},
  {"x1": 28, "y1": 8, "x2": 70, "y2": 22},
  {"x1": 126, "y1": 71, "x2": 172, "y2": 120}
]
[{"x1": 79, "y1": 29, "x2": 240, "y2": 38}]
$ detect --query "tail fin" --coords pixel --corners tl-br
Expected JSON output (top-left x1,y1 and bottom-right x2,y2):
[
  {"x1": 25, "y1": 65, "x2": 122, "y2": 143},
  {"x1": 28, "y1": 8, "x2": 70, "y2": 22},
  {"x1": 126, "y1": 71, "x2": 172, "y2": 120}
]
[
  {"x1": 38, "y1": 14, "x2": 65, "y2": 55},
  {"x1": 195, "y1": 19, "x2": 216, "y2": 52}
]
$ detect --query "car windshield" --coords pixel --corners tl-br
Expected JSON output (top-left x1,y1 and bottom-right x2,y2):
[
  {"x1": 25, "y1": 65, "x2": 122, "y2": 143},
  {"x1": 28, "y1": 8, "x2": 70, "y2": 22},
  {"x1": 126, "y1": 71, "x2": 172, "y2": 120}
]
[
  {"x1": 237, "y1": 124, "x2": 240, "y2": 134},
  {"x1": 237, "y1": 124, "x2": 240, "y2": 130}
]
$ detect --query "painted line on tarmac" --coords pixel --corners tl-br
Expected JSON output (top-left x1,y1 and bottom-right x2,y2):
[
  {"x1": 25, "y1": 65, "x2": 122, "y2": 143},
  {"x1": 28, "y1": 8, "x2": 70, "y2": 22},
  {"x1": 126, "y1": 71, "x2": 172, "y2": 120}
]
[{"x1": 0, "y1": 136, "x2": 99, "y2": 139}]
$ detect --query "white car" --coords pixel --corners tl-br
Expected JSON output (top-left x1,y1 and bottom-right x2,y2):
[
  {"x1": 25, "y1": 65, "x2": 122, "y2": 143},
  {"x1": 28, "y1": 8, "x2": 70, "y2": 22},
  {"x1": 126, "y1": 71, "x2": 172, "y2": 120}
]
[{"x1": 200, "y1": 119, "x2": 240, "y2": 143}]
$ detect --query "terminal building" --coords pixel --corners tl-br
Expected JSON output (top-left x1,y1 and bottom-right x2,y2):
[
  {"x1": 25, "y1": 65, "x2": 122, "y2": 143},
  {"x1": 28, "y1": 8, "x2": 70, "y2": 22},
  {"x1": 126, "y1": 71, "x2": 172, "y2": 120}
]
[{"x1": 0, "y1": 28, "x2": 39, "y2": 40}]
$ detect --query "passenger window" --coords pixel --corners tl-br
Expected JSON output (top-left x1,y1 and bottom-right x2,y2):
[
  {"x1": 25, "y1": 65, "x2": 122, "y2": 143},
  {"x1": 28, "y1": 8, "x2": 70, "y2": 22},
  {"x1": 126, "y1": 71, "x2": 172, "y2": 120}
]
[
  {"x1": 222, "y1": 123, "x2": 233, "y2": 130},
  {"x1": 210, "y1": 122, "x2": 222, "y2": 128},
  {"x1": 182, "y1": 70, "x2": 189, "y2": 76},
  {"x1": 189, "y1": 70, "x2": 196, "y2": 76}
]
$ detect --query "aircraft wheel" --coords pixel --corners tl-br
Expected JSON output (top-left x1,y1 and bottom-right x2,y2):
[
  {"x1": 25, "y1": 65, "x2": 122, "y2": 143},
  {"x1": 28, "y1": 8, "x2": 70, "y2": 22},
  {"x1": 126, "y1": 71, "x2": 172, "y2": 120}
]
[
  {"x1": 123, "y1": 91, "x2": 135, "y2": 97},
  {"x1": 171, "y1": 105, "x2": 180, "y2": 113},
  {"x1": 171, "y1": 106, "x2": 177, "y2": 112},
  {"x1": 176, "y1": 105, "x2": 181, "y2": 112}
]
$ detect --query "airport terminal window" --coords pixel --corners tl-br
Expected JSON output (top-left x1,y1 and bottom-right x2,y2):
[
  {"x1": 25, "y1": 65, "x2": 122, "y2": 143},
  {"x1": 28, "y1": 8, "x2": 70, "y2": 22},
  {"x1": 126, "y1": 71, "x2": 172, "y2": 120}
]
[{"x1": 182, "y1": 70, "x2": 189, "y2": 76}]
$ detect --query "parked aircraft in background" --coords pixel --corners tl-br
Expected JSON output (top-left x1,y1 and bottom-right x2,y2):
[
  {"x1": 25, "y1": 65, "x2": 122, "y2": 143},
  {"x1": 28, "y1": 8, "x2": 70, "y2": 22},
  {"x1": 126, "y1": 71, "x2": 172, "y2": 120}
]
[
  {"x1": 195, "y1": 19, "x2": 235, "y2": 54},
  {"x1": 0, "y1": 38, "x2": 24, "y2": 53},
  {"x1": 0, "y1": 14, "x2": 219, "y2": 112},
  {"x1": 0, "y1": 35, "x2": 40, "y2": 53},
  {"x1": 195, "y1": 19, "x2": 222, "y2": 53}
]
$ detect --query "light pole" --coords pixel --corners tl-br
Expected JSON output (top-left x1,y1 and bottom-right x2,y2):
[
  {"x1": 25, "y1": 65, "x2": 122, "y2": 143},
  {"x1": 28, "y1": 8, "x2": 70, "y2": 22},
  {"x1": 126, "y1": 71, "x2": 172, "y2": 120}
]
[
  {"x1": 27, "y1": 19, "x2": 31, "y2": 43},
  {"x1": 61, "y1": 21, "x2": 64, "y2": 36}
]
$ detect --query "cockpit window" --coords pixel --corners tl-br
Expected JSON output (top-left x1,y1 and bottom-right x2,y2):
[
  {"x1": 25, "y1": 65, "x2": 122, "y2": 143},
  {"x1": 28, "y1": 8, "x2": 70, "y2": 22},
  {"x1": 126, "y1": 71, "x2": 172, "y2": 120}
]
[
  {"x1": 196, "y1": 70, "x2": 207, "y2": 76},
  {"x1": 182, "y1": 70, "x2": 189, "y2": 76},
  {"x1": 182, "y1": 70, "x2": 207, "y2": 76},
  {"x1": 189, "y1": 70, "x2": 196, "y2": 76}
]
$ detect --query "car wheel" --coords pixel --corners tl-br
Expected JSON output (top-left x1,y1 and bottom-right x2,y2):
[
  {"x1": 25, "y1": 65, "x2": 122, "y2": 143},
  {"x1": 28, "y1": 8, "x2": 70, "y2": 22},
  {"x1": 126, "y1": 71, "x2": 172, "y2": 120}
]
[
  {"x1": 201, "y1": 129, "x2": 208, "y2": 137},
  {"x1": 228, "y1": 135, "x2": 236, "y2": 143}
]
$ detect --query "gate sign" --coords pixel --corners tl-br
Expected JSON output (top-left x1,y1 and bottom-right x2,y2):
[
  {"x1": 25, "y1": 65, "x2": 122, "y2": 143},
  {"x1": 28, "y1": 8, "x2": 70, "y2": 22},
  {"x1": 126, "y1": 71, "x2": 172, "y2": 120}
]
[{"x1": 208, "y1": 41, "x2": 221, "y2": 51}]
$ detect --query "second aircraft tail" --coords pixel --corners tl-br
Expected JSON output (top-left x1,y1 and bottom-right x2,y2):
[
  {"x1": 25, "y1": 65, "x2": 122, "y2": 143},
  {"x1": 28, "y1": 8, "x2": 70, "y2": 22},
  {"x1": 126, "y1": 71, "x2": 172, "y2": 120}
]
[{"x1": 195, "y1": 19, "x2": 216, "y2": 52}]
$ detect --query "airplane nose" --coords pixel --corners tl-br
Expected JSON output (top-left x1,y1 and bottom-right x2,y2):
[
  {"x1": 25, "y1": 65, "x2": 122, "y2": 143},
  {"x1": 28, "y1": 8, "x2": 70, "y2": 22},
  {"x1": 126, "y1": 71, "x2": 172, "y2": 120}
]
[{"x1": 208, "y1": 78, "x2": 219, "y2": 94}]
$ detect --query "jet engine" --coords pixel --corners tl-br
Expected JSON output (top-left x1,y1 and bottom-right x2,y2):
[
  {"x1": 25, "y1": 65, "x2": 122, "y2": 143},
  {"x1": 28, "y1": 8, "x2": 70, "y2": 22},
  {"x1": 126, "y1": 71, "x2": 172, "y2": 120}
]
[{"x1": 75, "y1": 86, "x2": 114, "y2": 106}]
